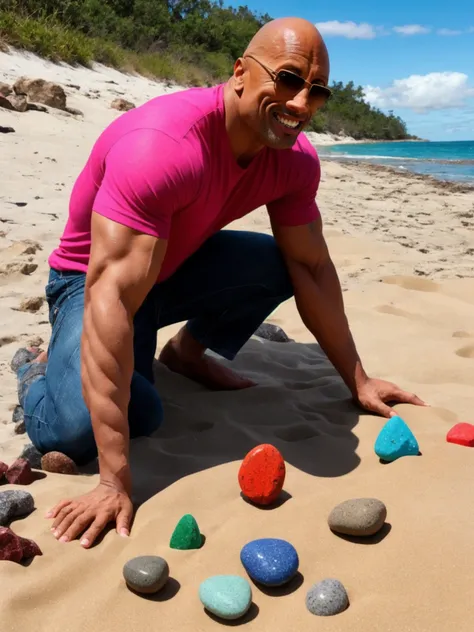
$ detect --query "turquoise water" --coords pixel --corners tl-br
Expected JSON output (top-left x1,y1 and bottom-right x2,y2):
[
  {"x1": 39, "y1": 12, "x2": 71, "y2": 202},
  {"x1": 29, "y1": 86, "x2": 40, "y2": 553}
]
[{"x1": 321, "y1": 140, "x2": 474, "y2": 184}]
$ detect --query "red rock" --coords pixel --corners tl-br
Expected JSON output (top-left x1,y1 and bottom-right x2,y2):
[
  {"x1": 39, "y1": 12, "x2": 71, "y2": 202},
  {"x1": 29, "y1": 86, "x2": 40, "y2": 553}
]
[
  {"x1": 41, "y1": 451, "x2": 77, "y2": 475},
  {"x1": 0, "y1": 526, "x2": 42, "y2": 562},
  {"x1": 5, "y1": 459, "x2": 34, "y2": 485},
  {"x1": 0, "y1": 462, "x2": 8, "y2": 479},
  {"x1": 446, "y1": 422, "x2": 474, "y2": 447},
  {"x1": 238, "y1": 444, "x2": 286, "y2": 506}
]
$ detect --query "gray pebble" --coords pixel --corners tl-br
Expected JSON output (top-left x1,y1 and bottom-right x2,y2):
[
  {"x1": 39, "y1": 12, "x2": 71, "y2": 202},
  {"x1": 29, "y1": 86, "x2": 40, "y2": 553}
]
[
  {"x1": 12, "y1": 405, "x2": 24, "y2": 424},
  {"x1": 14, "y1": 420, "x2": 26, "y2": 435},
  {"x1": 0, "y1": 490, "x2": 35, "y2": 526},
  {"x1": 19, "y1": 444, "x2": 43, "y2": 470},
  {"x1": 306, "y1": 578, "x2": 349, "y2": 616},
  {"x1": 254, "y1": 323, "x2": 293, "y2": 343},
  {"x1": 328, "y1": 498, "x2": 387, "y2": 537},
  {"x1": 123, "y1": 555, "x2": 169, "y2": 594}
]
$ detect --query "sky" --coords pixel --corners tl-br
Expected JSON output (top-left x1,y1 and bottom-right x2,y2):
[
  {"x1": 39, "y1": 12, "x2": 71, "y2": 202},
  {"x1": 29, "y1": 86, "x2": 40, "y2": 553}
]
[{"x1": 227, "y1": 0, "x2": 474, "y2": 141}]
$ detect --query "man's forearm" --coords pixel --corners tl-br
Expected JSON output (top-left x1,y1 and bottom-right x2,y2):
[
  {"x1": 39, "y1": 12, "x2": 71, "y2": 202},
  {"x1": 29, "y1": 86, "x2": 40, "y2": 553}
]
[
  {"x1": 292, "y1": 258, "x2": 368, "y2": 396},
  {"x1": 81, "y1": 287, "x2": 134, "y2": 495}
]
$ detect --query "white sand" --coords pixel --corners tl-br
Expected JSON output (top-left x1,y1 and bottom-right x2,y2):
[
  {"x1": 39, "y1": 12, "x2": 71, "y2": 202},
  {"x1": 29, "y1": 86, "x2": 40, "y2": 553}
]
[{"x1": 1, "y1": 47, "x2": 474, "y2": 632}]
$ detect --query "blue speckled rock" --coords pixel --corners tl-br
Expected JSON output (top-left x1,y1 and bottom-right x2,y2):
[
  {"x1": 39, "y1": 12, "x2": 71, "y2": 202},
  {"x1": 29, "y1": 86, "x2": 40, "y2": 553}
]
[
  {"x1": 240, "y1": 538, "x2": 299, "y2": 586},
  {"x1": 199, "y1": 575, "x2": 252, "y2": 620},
  {"x1": 374, "y1": 415, "x2": 419, "y2": 462}
]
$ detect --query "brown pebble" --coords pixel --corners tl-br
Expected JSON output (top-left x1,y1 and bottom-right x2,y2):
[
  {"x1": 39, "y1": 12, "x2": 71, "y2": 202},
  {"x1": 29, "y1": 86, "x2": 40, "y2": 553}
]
[
  {"x1": 5, "y1": 459, "x2": 34, "y2": 485},
  {"x1": 41, "y1": 451, "x2": 77, "y2": 475},
  {"x1": 19, "y1": 297, "x2": 44, "y2": 312}
]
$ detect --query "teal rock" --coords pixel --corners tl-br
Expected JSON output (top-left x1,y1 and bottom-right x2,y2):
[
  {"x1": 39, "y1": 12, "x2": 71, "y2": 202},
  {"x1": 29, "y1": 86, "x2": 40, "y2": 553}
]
[
  {"x1": 374, "y1": 415, "x2": 419, "y2": 462},
  {"x1": 199, "y1": 575, "x2": 252, "y2": 620}
]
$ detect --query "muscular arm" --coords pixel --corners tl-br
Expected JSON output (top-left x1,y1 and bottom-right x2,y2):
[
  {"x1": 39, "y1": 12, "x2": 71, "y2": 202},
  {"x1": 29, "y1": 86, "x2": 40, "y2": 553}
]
[
  {"x1": 82, "y1": 212, "x2": 167, "y2": 493},
  {"x1": 271, "y1": 215, "x2": 367, "y2": 397}
]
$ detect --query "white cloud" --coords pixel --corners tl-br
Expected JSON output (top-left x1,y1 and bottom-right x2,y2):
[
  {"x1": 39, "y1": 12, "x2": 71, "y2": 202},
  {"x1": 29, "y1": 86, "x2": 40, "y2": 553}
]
[
  {"x1": 437, "y1": 28, "x2": 463, "y2": 36},
  {"x1": 468, "y1": 27, "x2": 474, "y2": 33},
  {"x1": 364, "y1": 72, "x2": 474, "y2": 112},
  {"x1": 315, "y1": 21, "x2": 376, "y2": 39},
  {"x1": 393, "y1": 24, "x2": 431, "y2": 35}
]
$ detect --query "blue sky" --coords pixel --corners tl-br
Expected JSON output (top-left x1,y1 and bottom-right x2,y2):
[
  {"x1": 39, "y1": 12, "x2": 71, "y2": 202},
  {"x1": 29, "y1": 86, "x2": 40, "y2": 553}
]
[{"x1": 227, "y1": 0, "x2": 474, "y2": 141}]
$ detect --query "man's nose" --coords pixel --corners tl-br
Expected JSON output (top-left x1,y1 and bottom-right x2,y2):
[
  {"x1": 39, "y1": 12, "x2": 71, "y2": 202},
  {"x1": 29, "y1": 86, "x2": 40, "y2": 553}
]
[{"x1": 285, "y1": 87, "x2": 311, "y2": 114}]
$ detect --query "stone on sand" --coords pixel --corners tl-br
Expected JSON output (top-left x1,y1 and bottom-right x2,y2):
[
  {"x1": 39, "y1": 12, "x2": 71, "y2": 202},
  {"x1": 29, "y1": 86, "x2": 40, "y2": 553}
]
[
  {"x1": 123, "y1": 555, "x2": 169, "y2": 594},
  {"x1": 238, "y1": 444, "x2": 286, "y2": 506},
  {"x1": 254, "y1": 322, "x2": 293, "y2": 342},
  {"x1": 5, "y1": 459, "x2": 34, "y2": 485},
  {"x1": 13, "y1": 77, "x2": 67, "y2": 110},
  {"x1": 0, "y1": 490, "x2": 35, "y2": 526},
  {"x1": 306, "y1": 578, "x2": 349, "y2": 616},
  {"x1": 328, "y1": 498, "x2": 387, "y2": 537},
  {"x1": 111, "y1": 98, "x2": 135, "y2": 111},
  {"x1": 19, "y1": 444, "x2": 43, "y2": 470},
  {"x1": 41, "y1": 451, "x2": 77, "y2": 475},
  {"x1": 0, "y1": 526, "x2": 42, "y2": 562},
  {"x1": 199, "y1": 575, "x2": 252, "y2": 620},
  {"x1": 169, "y1": 514, "x2": 203, "y2": 550},
  {"x1": 374, "y1": 415, "x2": 419, "y2": 462},
  {"x1": 446, "y1": 422, "x2": 474, "y2": 447},
  {"x1": 240, "y1": 538, "x2": 299, "y2": 586}
]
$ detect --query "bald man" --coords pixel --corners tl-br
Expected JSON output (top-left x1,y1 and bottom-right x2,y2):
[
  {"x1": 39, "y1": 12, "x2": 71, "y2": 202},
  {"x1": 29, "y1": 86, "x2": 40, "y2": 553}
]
[{"x1": 15, "y1": 17, "x2": 426, "y2": 547}]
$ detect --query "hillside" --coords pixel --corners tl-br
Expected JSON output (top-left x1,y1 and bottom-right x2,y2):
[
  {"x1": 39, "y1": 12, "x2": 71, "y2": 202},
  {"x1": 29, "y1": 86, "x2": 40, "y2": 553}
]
[{"x1": 0, "y1": 0, "x2": 417, "y2": 141}]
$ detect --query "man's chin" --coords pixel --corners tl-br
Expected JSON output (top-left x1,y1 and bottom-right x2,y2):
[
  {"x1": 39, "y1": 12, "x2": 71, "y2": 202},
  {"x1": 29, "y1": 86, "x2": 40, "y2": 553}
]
[{"x1": 262, "y1": 127, "x2": 300, "y2": 150}]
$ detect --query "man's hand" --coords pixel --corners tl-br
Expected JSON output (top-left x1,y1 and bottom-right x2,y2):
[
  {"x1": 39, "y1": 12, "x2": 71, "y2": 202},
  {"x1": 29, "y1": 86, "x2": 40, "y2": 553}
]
[
  {"x1": 355, "y1": 377, "x2": 428, "y2": 418},
  {"x1": 46, "y1": 483, "x2": 133, "y2": 548}
]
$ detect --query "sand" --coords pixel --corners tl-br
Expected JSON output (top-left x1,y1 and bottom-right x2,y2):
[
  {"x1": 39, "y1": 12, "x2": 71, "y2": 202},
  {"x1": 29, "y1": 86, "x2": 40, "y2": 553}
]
[{"x1": 1, "y1": 47, "x2": 474, "y2": 632}]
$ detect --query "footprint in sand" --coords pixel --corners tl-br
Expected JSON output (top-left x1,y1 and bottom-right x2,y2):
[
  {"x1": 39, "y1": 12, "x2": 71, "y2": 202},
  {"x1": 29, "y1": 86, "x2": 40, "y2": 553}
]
[
  {"x1": 381, "y1": 275, "x2": 440, "y2": 293},
  {"x1": 455, "y1": 345, "x2": 474, "y2": 359},
  {"x1": 452, "y1": 331, "x2": 473, "y2": 339},
  {"x1": 375, "y1": 305, "x2": 420, "y2": 320},
  {"x1": 274, "y1": 424, "x2": 320, "y2": 442}
]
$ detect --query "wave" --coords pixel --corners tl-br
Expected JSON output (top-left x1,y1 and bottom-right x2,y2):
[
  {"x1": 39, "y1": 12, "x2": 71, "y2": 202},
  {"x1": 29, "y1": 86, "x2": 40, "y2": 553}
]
[{"x1": 322, "y1": 153, "x2": 474, "y2": 166}]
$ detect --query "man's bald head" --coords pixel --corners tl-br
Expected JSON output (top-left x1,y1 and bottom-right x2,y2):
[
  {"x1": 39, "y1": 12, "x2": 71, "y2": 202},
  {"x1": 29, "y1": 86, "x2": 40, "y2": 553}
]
[{"x1": 244, "y1": 17, "x2": 329, "y2": 72}]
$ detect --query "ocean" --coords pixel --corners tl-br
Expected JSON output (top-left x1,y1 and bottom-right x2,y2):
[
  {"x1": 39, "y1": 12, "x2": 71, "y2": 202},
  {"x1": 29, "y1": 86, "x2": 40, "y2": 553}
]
[{"x1": 320, "y1": 140, "x2": 474, "y2": 185}]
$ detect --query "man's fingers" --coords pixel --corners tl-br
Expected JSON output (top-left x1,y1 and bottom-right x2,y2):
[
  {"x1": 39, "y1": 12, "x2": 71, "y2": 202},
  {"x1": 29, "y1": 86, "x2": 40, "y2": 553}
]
[
  {"x1": 364, "y1": 399, "x2": 395, "y2": 419},
  {"x1": 61, "y1": 511, "x2": 99, "y2": 544},
  {"x1": 401, "y1": 391, "x2": 428, "y2": 407},
  {"x1": 51, "y1": 504, "x2": 76, "y2": 530},
  {"x1": 46, "y1": 499, "x2": 72, "y2": 519},
  {"x1": 80, "y1": 517, "x2": 110, "y2": 549},
  {"x1": 116, "y1": 507, "x2": 133, "y2": 538},
  {"x1": 54, "y1": 508, "x2": 86, "y2": 540}
]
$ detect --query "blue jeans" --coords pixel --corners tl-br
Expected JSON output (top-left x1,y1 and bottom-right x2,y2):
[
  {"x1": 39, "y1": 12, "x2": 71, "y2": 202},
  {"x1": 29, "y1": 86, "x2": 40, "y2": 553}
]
[{"x1": 18, "y1": 230, "x2": 293, "y2": 465}]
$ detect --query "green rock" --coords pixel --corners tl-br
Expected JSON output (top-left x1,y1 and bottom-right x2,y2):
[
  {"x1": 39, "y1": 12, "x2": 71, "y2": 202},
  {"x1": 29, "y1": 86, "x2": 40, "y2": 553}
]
[{"x1": 169, "y1": 514, "x2": 203, "y2": 550}]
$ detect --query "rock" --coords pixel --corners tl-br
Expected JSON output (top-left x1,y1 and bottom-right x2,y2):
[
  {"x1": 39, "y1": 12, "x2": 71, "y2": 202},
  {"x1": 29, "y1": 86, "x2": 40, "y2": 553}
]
[
  {"x1": 10, "y1": 347, "x2": 41, "y2": 372},
  {"x1": 0, "y1": 126, "x2": 15, "y2": 134},
  {"x1": 123, "y1": 555, "x2": 169, "y2": 594},
  {"x1": 41, "y1": 451, "x2": 77, "y2": 475},
  {"x1": 0, "y1": 94, "x2": 15, "y2": 111},
  {"x1": 27, "y1": 336, "x2": 44, "y2": 348},
  {"x1": 0, "y1": 526, "x2": 42, "y2": 562},
  {"x1": 6, "y1": 94, "x2": 27, "y2": 112},
  {"x1": 13, "y1": 77, "x2": 67, "y2": 110},
  {"x1": 5, "y1": 459, "x2": 34, "y2": 485},
  {"x1": 111, "y1": 98, "x2": 136, "y2": 112},
  {"x1": 240, "y1": 538, "x2": 299, "y2": 586},
  {"x1": 0, "y1": 490, "x2": 35, "y2": 526},
  {"x1": 26, "y1": 103, "x2": 48, "y2": 113},
  {"x1": 170, "y1": 514, "x2": 202, "y2": 550},
  {"x1": 12, "y1": 405, "x2": 24, "y2": 425},
  {"x1": 306, "y1": 578, "x2": 349, "y2": 616},
  {"x1": 254, "y1": 323, "x2": 293, "y2": 342},
  {"x1": 374, "y1": 415, "x2": 419, "y2": 462},
  {"x1": 199, "y1": 575, "x2": 252, "y2": 620},
  {"x1": 14, "y1": 419, "x2": 26, "y2": 435},
  {"x1": 19, "y1": 444, "x2": 43, "y2": 470},
  {"x1": 64, "y1": 106, "x2": 83, "y2": 116},
  {"x1": 238, "y1": 444, "x2": 286, "y2": 506},
  {"x1": 0, "y1": 462, "x2": 8, "y2": 478},
  {"x1": 0, "y1": 82, "x2": 12, "y2": 96},
  {"x1": 328, "y1": 498, "x2": 387, "y2": 537},
  {"x1": 19, "y1": 297, "x2": 44, "y2": 312},
  {"x1": 446, "y1": 422, "x2": 474, "y2": 447}
]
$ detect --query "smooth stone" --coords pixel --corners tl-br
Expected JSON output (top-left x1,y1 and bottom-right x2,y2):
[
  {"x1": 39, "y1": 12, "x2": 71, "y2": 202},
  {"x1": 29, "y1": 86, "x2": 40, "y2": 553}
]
[
  {"x1": 199, "y1": 575, "x2": 252, "y2": 620},
  {"x1": 240, "y1": 538, "x2": 299, "y2": 586},
  {"x1": 19, "y1": 444, "x2": 43, "y2": 470},
  {"x1": 328, "y1": 498, "x2": 387, "y2": 537},
  {"x1": 446, "y1": 422, "x2": 474, "y2": 447},
  {"x1": 238, "y1": 444, "x2": 286, "y2": 506},
  {"x1": 374, "y1": 415, "x2": 419, "y2": 462},
  {"x1": 123, "y1": 555, "x2": 169, "y2": 594},
  {"x1": 41, "y1": 451, "x2": 77, "y2": 475},
  {"x1": 5, "y1": 458, "x2": 34, "y2": 485},
  {"x1": 254, "y1": 323, "x2": 293, "y2": 343},
  {"x1": 169, "y1": 514, "x2": 202, "y2": 550},
  {"x1": 0, "y1": 490, "x2": 35, "y2": 526},
  {"x1": 306, "y1": 578, "x2": 349, "y2": 616}
]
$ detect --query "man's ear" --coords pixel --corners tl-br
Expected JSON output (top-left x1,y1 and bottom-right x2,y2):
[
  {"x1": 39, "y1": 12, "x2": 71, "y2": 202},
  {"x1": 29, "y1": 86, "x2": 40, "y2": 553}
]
[{"x1": 233, "y1": 57, "x2": 246, "y2": 94}]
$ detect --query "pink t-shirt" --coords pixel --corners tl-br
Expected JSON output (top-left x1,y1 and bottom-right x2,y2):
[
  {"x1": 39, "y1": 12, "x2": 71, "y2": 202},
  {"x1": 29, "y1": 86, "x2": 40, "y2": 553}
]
[{"x1": 49, "y1": 83, "x2": 321, "y2": 282}]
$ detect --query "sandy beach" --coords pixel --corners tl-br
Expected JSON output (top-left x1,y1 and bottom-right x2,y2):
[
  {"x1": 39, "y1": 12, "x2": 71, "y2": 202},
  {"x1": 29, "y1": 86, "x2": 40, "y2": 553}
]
[{"x1": 1, "y1": 47, "x2": 474, "y2": 632}]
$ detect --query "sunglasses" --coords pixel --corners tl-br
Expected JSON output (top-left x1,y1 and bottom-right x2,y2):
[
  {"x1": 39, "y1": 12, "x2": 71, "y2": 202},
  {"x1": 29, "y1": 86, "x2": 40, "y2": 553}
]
[{"x1": 244, "y1": 54, "x2": 331, "y2": 103}]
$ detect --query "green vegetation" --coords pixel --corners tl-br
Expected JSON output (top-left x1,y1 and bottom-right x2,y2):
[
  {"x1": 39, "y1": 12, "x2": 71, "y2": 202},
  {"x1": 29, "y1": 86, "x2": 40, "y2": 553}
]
[{"x1": 0, "y1": 0, "x2": 416, "y2": 140}]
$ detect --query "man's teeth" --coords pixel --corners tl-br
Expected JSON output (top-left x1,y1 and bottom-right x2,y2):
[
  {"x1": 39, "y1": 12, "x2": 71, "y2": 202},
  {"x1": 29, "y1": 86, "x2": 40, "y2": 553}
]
[{"x1": 275, "y1": 113, "x2": 299, "y2": 129}]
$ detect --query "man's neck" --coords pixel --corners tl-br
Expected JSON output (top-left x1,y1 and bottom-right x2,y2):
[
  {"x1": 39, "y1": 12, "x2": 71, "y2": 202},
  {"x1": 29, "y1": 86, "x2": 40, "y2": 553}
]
[{"x1": 223, "y1": 81, "x2": 264, "y2": 168}]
